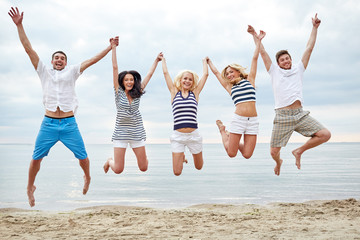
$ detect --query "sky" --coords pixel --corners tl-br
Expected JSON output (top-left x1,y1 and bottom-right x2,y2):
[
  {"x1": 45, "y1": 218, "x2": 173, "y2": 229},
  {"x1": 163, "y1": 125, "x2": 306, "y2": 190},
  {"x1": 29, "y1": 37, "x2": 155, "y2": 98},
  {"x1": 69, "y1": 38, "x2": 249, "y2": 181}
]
[{"x1": 1, "y1": 0, "x2": 359, "y2": 144}]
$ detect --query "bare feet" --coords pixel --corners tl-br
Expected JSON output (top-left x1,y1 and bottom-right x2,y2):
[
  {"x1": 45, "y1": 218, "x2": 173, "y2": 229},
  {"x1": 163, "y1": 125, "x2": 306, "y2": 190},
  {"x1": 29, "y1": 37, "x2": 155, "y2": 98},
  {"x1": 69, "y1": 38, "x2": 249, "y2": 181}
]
[
  {"x1": 216, "y1": 120, "x2": 226, "y2": 132},
  {"x1": 27, "y1": 185, "x2": 36, "y2": 207},
  {"x1": 103, "y1": 158, "x2": 111, "y2": 173},
  {"x1": 183, "y1": 155, "x2": 188, "y2": 164},
  {"x1": 274, "y1": 159, "x2": 283, "y2": 176},
  {"x1": 292, "y1": 149, "x2": 302, "y2": 170},
  {"x1": 83, "y1": 176, "x2": 91, "y2": 195}
]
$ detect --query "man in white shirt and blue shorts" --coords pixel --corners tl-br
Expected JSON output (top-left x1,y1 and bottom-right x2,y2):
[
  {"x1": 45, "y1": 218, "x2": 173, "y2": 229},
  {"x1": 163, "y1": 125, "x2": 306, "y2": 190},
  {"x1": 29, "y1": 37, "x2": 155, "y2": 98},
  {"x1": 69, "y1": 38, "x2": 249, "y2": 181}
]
[
  {"x1": 253, "y1": 13, "x2": 331, "y2": 176},
  {"x1": 9, "y1": 7, "x2": 113, "y2": 207}
]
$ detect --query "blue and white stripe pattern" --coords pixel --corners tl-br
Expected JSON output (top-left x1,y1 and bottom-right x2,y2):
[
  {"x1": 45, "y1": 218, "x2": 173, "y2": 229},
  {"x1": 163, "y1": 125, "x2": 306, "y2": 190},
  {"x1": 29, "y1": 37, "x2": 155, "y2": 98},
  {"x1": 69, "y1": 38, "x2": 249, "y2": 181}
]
[
  {"x1": 112, "y1": 87, "x2": 146, "y2": 141},
  {"x1": 231, "y1": 79, "x2": 256, "y2": 105},
  {"x1": 172, "y1": 91, "x2": 198, "y2": 130}
]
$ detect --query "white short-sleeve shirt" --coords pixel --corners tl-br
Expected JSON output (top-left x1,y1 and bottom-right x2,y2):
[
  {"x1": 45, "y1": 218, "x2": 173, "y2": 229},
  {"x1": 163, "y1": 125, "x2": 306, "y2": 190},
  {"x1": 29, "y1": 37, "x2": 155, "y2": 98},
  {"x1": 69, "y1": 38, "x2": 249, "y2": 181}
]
[
  {"x1": 268, "y1": 61, "x2": 305, "y2": 109},
  {"x1": 36, "y1": 60, "x2": 82, "y2": 114}
]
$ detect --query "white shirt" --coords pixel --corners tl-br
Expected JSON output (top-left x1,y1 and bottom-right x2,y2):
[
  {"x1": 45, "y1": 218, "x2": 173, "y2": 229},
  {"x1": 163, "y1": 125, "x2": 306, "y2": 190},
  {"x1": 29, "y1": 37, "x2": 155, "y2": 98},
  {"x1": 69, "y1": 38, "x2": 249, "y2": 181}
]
[
  {"x1": 36, "y1": 60, "x2": 82, "y2": 114},
  {"x1": 268, "y1": 61, "x2": 305, "y2": 109}
]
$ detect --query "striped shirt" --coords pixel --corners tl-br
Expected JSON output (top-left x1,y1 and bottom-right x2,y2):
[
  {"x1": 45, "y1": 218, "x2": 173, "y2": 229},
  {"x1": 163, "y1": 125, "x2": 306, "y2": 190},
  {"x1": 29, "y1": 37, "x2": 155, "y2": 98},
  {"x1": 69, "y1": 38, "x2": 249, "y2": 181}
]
[
  {"x1": 172, "y1": 91, "x2": 198, "y2": 130},
  {"x1": 231, "y1": 79, "x2": 256, "y2": 105},
  {"x1": 112, "y1": 87, "x2": 146, "y2": 141}
]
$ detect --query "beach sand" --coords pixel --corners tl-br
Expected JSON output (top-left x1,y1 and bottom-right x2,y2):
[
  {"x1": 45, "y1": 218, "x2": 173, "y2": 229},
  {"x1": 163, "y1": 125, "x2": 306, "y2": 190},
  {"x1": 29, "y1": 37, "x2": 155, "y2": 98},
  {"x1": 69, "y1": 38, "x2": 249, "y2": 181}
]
[{"x1": 1, "y1": 198, "x2": 359, "y2": 239}]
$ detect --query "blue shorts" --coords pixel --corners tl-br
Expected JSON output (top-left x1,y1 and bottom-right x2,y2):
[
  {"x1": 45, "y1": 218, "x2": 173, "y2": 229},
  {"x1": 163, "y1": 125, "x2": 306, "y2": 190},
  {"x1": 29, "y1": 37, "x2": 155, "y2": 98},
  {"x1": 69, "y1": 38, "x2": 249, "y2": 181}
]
[{"x1": 32, "y1": 116, "x2": 88, "y2": 160}]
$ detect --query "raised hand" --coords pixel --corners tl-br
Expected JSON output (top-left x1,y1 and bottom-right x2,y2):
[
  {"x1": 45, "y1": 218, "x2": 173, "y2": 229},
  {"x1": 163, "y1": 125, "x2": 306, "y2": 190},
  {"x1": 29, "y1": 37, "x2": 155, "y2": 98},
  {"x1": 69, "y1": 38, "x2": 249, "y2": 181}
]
[
  {"x1": 258, "y1": 30, "x2": 266, "y2": 41},
  {"x1": 312, "y1": 13, "x2": 321, "y2": 28},
  {"x1": 247, "y1": 25, "x2": 256, "y2": 35},
  {"x1": 156, "y1": 52, "x2": 163, "y2": 62},
  {"x1": 8, "y1": 7, "x2": 23, "y2": 26}
]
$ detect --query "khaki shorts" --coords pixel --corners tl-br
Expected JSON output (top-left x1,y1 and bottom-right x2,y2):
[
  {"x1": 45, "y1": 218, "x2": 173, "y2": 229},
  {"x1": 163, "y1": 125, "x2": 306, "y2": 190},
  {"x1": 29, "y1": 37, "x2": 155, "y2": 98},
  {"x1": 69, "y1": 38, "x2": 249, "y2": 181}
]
[{"x1": 270, "y1": 108, "x2": 324, "y2": 147}]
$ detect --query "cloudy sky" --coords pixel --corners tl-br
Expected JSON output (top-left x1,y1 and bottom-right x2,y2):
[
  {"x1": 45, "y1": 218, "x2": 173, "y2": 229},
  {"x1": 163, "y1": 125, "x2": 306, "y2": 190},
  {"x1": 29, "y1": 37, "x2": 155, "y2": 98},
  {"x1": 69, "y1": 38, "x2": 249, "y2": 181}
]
[{"x1": 1, "y1": 0, "x2": 359, "y2": 144}]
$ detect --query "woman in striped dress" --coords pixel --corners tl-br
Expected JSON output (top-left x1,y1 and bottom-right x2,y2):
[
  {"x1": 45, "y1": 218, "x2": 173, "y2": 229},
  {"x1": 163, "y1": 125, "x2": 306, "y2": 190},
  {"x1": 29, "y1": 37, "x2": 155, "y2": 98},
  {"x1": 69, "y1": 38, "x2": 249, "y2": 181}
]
[
  {"x1": 160, "y1": 54, "x2": 209, "y2": 176},
  {"x1": 103, "y1": 36, "x2": 162, "y2": 174},
  {"x1": 206, "y1": 26, "x2": 265, "y2": 159}
]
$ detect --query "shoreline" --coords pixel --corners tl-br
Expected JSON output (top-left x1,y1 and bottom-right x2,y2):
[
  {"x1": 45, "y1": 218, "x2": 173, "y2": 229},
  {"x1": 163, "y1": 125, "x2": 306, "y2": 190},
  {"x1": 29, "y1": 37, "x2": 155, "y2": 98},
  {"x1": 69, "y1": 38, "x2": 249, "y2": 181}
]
[{"x1": 1, "y1": 198, "x2": 359, "y2": 239}]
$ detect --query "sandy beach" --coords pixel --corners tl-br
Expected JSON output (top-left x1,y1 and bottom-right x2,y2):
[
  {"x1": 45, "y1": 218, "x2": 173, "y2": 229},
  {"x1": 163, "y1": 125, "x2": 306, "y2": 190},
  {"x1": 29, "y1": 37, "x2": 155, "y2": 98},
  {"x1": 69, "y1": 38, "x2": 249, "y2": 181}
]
[{"x1": 1, "y1": 198, "x2": 359, "y2": 239}]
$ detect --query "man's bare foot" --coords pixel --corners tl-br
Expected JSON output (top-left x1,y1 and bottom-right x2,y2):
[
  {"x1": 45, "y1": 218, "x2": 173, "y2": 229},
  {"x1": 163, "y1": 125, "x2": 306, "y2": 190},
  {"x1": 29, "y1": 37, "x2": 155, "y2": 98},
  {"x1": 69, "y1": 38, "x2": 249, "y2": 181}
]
[
  {"x1": 216, "y1": 120, "x2": 226, "y2": 132},
  {"x1": 274, "y1": 159, "x2": 283, "y2": 176},
  {"x1": 27, "y1": 185, "x2": 36, "y2": 207},
  {"x1": 103, "y1": 158, "x2": 111, "y2": 173},
  {"x1": 83, "y1": 176, "x2": 91, "y2": 195},
  {"x1": 292, "y1": 149, "x2": 302, "y2": 170}
]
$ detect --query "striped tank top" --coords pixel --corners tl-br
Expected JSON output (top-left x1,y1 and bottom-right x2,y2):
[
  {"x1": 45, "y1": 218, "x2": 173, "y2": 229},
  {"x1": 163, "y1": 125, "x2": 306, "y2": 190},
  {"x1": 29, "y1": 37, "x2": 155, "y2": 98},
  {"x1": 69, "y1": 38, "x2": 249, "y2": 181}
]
[
  {"x1": 231, "y1": 79, "x2": 256, "y2": 105},
  {"x1": 112, "y1": 87, "x2": 146, "y2": 141},
  {"x1": 172, "y1": 91, "x2": 198, "y2": 130}
]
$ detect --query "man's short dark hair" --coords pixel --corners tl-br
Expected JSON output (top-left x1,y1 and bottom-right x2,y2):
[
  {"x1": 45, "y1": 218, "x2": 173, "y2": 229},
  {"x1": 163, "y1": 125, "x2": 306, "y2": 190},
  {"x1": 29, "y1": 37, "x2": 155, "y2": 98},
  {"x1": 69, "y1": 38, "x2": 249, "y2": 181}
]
[
  {"x1": 52, "y1": 51, "x2": 67, "y2": 61},
  {"x1": 276, "y1": 50, "x2": 291, "y2": 63}
]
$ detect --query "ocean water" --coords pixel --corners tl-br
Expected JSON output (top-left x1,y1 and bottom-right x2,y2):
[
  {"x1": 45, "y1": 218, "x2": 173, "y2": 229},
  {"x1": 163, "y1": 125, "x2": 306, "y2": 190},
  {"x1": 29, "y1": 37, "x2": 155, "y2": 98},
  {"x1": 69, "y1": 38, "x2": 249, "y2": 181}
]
[{"x1": 0, "y1": 142, "x2": 359, "y2": 211}]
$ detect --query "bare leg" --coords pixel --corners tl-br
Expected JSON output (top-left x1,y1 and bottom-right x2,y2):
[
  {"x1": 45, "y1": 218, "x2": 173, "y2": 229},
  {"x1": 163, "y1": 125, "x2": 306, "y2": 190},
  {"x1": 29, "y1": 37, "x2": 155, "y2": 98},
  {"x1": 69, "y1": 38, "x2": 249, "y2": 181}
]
[
  {"x1": 27, "y1": 159, "x2": 42, "y2": 207},
  {"x1": 270, "y1": 147, "x2": 283, "y2": 176},
  {"x1": 172, "y1": 152, "x2": 186, "y2": 176},
  {"x1": 292, "y1": 129, "x2": 331, "y2": 169},
  {"x1": 239, "y1": 134, "x2": 257, "y2": 159},
  {"x1": 104, "y1": 148, "x2": 126, "y2": 174},
  {"x1": 217, "y1": 120, "x2": 243, "y2": 158},
  {"x1": 216, "y1": 120, "x2": 229, "y2": 152},
  {"x1": 227, "y1": 133, "x2": 242, "y2": 158},
  {"x1": 79, "y1": 157, "x2": 91, "y2": 195},
  {"x1": 192, "y1": 152, "x2": 203, "y2": 170},
  {"x1": 132, "y1": 146, "x2": 148, "y2": 172}
]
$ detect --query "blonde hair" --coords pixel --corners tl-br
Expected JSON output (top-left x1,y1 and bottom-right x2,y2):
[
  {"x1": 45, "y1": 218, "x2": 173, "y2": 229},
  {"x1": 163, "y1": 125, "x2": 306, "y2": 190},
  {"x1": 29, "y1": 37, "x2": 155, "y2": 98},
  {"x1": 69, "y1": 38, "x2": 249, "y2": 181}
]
[
  {"x1": 221, "y1": 63, "x2": 248, "y2": 85},
  {"x1": 174, "y1": 70, "x2": 199, "y2": 91}
]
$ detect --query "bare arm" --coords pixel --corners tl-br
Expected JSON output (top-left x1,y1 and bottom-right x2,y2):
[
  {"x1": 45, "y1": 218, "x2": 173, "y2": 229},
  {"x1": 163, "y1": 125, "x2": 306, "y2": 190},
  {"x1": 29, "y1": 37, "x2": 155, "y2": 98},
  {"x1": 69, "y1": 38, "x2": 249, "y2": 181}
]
[
  {"x1": 247, "y1": 29, "x2": 266, "y2": 87},
  {"x1": 160, "y1": 55, "x2": 177, "y2": 100},
  {"x1": 141, "y1": 52, "x2": 163, "y2": 90},
  {"x1": 248, "y1": 25, "x2": 272, "y2": 71},
  {"x1": 80, "y1": 42, "x2": 112, "y2": 73},
  {"x1": 206, "y1": 57, "x2": 232, "y2": 94},
  {"x1": 301, "y1": 13, "x2": 321, "y2": 69},
  {"x1": 111, "y1": 36, "x2": 119, "y2": 90},
  {"x1": 193, "y1": 58, "x2": 209, "y2": 97},
  {"x1": 9, "y1": 7, "x2": 39, "y2": 70}
]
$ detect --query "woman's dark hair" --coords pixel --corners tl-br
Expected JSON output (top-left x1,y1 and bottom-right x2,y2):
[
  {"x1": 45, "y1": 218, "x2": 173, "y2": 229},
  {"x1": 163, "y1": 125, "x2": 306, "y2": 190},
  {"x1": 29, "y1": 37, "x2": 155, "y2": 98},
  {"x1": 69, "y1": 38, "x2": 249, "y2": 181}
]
[{"x1": 118, "y1": 70, "x2": 144, "y2": 98}]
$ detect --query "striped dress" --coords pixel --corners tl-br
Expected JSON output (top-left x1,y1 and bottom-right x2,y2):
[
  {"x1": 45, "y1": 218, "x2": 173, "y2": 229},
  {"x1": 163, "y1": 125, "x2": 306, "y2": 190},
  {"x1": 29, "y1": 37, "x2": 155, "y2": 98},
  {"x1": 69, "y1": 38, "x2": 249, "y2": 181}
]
[
  {"x1": 112, "y1": 87, "x2": 146, "y2": 141},
  {"x1": 172, "y1": 91, "x2": 198, "y2": 130},
  {"x1": 231, "y1": 79, "x2": 256, "y2": 106}
]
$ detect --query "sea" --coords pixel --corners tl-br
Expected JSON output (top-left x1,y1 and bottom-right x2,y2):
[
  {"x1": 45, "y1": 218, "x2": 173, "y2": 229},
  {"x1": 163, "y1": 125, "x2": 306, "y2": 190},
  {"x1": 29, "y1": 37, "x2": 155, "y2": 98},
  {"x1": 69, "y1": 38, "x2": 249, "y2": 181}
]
[{"x1": 0, "y1": 142, "x2": 359, "y2": 211}]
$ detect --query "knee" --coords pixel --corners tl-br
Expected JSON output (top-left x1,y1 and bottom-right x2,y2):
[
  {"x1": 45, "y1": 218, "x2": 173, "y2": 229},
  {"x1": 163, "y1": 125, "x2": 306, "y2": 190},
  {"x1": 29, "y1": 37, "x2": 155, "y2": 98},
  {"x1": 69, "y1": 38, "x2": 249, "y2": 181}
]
[
  {"x1": 270, "y1": 149, "x2": 280, "y2": 159},
  {"x1": 321, "y1": 129, "x2": 331, "y2": 142},
  {"x1": 173, "y1": 170, "x2": 182, "y2": 176},
  {"x1": 195, "y1": 162, "x2": 203, "y2": 170},
  {"x1": 113, "y1": 167, "x2": 124, "y2": 174},
  {"x1": 227, "y1": 150, "x2": 237, "y2": 158},
  {"x1": 139, "y1": 165, "x2": 148, "y2": 172},
  {"x1": 242, "y1": 153, "x2": 252, "y2": 159}
]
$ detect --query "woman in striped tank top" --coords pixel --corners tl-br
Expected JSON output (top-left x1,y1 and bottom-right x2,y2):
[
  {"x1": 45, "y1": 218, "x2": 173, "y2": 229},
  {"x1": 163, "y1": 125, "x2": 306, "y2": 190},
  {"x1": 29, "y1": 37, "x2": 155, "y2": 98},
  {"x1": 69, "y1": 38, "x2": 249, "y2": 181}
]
[
  {"x1": 103, "y1": 36, "x2": 162, "y2": 174},
  {"x1": 160, "y1": 54, "x2": 209, "y2": 176},
  {"x1": 206, "y1": 27, "x2": 265, "y2": 159}
]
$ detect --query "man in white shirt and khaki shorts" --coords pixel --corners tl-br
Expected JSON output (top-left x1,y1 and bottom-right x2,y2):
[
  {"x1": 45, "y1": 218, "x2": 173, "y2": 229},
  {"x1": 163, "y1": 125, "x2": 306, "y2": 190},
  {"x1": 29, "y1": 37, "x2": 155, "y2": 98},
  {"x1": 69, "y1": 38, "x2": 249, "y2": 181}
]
[{"x1": 253, "y1": 13, "x2": 331, "y2": 176}]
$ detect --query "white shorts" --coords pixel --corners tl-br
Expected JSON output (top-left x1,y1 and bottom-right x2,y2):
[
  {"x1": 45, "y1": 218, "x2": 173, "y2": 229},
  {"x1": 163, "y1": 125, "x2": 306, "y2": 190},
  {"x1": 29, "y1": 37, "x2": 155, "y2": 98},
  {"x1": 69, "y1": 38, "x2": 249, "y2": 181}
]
[
  {"x1": 170, "y1": 130, "x2": 203, "y2": 154},
  {"x1": 229, "y1": 113, "x2": 259, "y2": 135},
  {"x1": 113, "y1": 139, "x2": 145, "y2": 148}
]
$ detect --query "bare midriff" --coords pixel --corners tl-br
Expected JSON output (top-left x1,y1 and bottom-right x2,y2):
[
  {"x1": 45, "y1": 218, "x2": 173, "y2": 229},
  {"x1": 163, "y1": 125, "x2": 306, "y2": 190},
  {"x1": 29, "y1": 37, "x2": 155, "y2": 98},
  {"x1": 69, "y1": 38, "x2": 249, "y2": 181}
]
[
  {"x1": 279, "y1": 100, "x2": 302, "y2": 110},
  {"x1": 176, "y1": 128, "x2": 196, "y2": 133},
  {"x1": 234, "y1": 101, "x2": 257, "y2": 117},
  {"x1": 45, "y1": 107, "x2": 74, "y2": 118}
]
